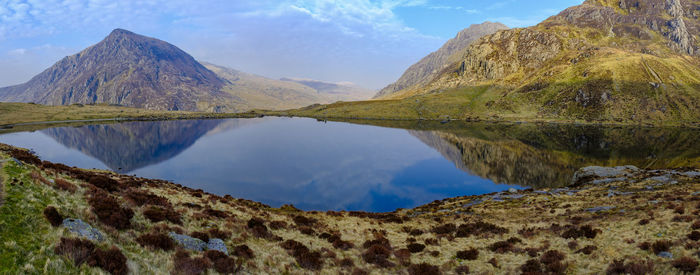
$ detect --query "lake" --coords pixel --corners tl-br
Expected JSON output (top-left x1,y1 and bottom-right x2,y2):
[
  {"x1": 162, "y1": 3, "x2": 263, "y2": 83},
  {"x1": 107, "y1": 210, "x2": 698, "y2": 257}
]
[{"x1": 1, "y1": 117, "x2": 698, "y2": 212}]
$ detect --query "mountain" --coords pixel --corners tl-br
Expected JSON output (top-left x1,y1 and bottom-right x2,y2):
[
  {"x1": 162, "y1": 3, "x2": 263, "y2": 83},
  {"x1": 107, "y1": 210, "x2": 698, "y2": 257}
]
[
  {"x1": 0, "y1": 29, "x2": 373, "y2": 112},
  {"x1": 375, "y1": 22, "x2": 509, "y2": 98},
  {"x1": 292, "y1": 0, "x2": 700, "y2": 125},
  {"x1": 0, "y1": 29, "x2": 236, "y2": 112},
  {"x1": 203, "y1": 63, "x2": 373, "y2": 110},
  {"x1": 280, "y1": 78, "x2": 375, "y2": 101}
]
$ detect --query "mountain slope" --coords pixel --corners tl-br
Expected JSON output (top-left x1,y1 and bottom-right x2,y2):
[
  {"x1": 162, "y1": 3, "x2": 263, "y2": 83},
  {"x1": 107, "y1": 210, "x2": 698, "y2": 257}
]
[
  {"x1": 375, "y1": 22, "x2": 509, "y2": 98},
  {"x1": 0, "y1": 29, "x2": 236, "y2": 112},
  {"x1": 291, "y1": 0, "x2": 700, "y2": 125},
  {"x1": 204, "y1": 63, "x2": 373, "y2": 110}
]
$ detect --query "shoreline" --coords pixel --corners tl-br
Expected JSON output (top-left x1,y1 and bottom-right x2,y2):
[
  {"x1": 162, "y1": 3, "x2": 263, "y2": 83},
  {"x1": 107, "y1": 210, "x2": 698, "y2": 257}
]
[{"x1": 0, "y1": 143, "x2": 699, "y2": 274}]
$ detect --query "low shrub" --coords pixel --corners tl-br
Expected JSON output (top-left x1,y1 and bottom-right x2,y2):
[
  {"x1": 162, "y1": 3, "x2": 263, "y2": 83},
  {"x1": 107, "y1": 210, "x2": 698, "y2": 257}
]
[
  {"x1": 173, "y1": 249, "x2": 211, "y2": 275},
  {"x1": 293, "y1": 215, "x2": 318, "y2": 227},
  {"x1": 53, "y1": 178, "x2": 77, "y2": 193},
  {"x1": 672, "y1": 257, "x2": 698, "y2": 273},
  {"x1": 232, "y1": 245, "x2": 255, "y2": 259},
  {"x1": 136, "y1": 233, "x2": 175, "y2": 251},
  {"x1": 606, "y1": 259, "x2": 654, "y2": 275},
  {"x1": 561, "y1": 225, "x2": 600, "y2": 239},
  {"x1": 362, "y1": 244, "x2": 394, "y2": 268},
  {"x1": 143, "y1": 206, "x2": 182, "y2": 225},
  {"x1": 407, "y1": 243, "x2": 426, "y2": 253},
  {"x1": 87, "y1": 190, "x2": 133, "y2": 229},
  {"x1": 651, "y1": 240, "x2": 672, "y2": 254},
  {"x1": 54, "y1": 237, "x2": 96, "y2": 266},
  {"x1": 576, "y1": 245, "x2": 597, "y2": 255},
  {"x1": 407, "y1": 263, "x2": 440, "y2": 275},
  {"x1": 124, "y1": 189, "x2": 170, "y2": 207},
  {"x1": 89, "y1": 246, "x2": 128, "y2": 275},
  {"x1": 280, "y1": 239, "x2": 322, "y2": 270},
  {"x1": 456, "y1": 221, "x2": 508, "y2": 238},
  {"x1": 432, "y1": 223, "x2": 456, "y2": 235},
  {"x1": 88, "y1": 175, "x2": 120, "y2": 192},
  {"x1": 43, "y1": 206, "x2": 63, "y2": 227},
  {"x1": 688, "y1": 231, "x2": 700, "y2": 241},
  {"x1": 456, "y1": 248, "x2": 479, "y2": 260}
]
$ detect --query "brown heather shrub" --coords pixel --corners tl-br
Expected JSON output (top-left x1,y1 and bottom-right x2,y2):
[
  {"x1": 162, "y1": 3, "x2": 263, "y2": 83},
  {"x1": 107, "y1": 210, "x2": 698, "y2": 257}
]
[
  {"x1": 202, "y1": 208, "x2": 229, "y2": 219},
  {"x1": 87, "y1": 190, "x2": 133, "y2": 229},
  {"x1": 280, "y1": 239, "x2": 323, "y2": 270},
  {"x1": 30, "y1": 171, "x2": 51, "y2": 185},
  {"x1": 455, "y1": 265, "x2": 469, "y2": 274},
  {"x1": 299, "y1": 226, "x2": 316, "y2": 235},
  {"x1": 431, "y1": 223, "x2": 456, "y2": 235},
  {"x1": 173, "y1": 249, "x2": 211, "y2": 275},
  {"x1": 455, "y1": 221, "x2": 508, "y2": 238},
  {"x1": 88, "y1": 175, "x2": 120, "y2": 192},
  {"x1": 520, "y1": 259, "x2": 543, "y2": 273},
  {"x1": 8, "y1": 148, "x2": 40, "y2": 165},
  {"x1": 489, "y1": 241, "x2": 515, "y2": 254},
  {"x1": 674, "y1": 206, "x2": 685, "y2": 214},
  {"x1": 339, "y1": 258, "x2": 354, "y2": 268},
  {"x1": 333, "y1": 238, "x2": 355, "y2": 250},
  {"x1": 672, "y1": 257, "x2": 699, "y2": 273},
  {"x1": 43, "y1": 206, "x2": 63, "y2": 227},
  {"x1": 136, "y1": 233, "x2": 175, "y2": 251},
  {"x1": 207, "y1": 228, "x2": 231, "y2": 240},
  {"x1": 269, "y1": 220, "x2": 288, "y2": 230},
  {"x1": 394, "y1": 249, "x2": 411, "y2": 266},
  {"x1": 53, "y1": 178, "x2": 77, "y2": 193},
  {"x1": 672, "y1": 215, "x2": 694, "y2": 222},
  {"x1": 293, "y1": 215, "x2": 318, "y2": 227},
  {"x1": 352, "y1": 268, "x2": 369, "y2": 275},
  {"x1": 54, "y1": 237, "x2": 96, "y2": 266},
  {"x1": 540, "y1": 250, "x2": 566, "y2": 273},
  {"x1": 409, "y1": 229, "x2": 424, "y2": 236},
  {"x1": 519, "y1": 227, "x2": 539, "y2": 238},
  {"x1": 205, "y1": 250, "x2": 241, "y2": 274},
  {"x1": 232, "y1": 244, "x2": 255, "y2": 259},
  {"x1": 651, "y1": 240, "x2": 672, "y2": 254},
  {"x1": 456, "y1": 248, "x2": 479, "y2": 260},
  {"x1": 363, "y1": 244, "x2": 394, "y2": 268},
  {"x1": 407, "y1": 263, "x2": 440, "y2": 275},
  {"x1": 688, "y1": 231, "x2": 700, "y2": 241},
  {"x1": 424, "y1": 238, "x2": 438, "y2": 246},
  {"x1": 576, "y1": 245, "x2": 597, "y2": 255},
  {"x1": 561, "y1": 225, "x2": 600, "y2": 239},
  {"x1": 567, "y1": 240, "x2": 579, "y2": 250},
  {"x1": 89, "y1": 246, "x2": 128, "y2": 275},
  {"x1": 638, "y1": 219, "x2": 650, "y2": 225},
  {"x1": 191, "y1": 231, "x2": 209, "y2": 243},
  {"x1": 407, "y1": 243, "x2": 426, "y2": 253},
  {"x1": 143, "y1": 206, "x2": 182, "y2": 225},
  {"x1": 362, "y1": 236, "x2": 392, "y2": 250},
  {"x1": 41, "y1": 160, "x2": 71, "y2": 172},
  {"x1": 124, "y1": 189, "x2": 170, "y2": 207},
  {"x1": 606, "y1": 259, "x2": 654, "y2": 275},
  {"x1": 692, "y1": 220, "x2": 700, "y2": 230}
]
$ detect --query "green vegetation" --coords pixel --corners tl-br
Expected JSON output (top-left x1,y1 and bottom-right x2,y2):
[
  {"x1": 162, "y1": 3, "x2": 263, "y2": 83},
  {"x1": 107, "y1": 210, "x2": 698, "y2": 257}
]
[{"x1": 0, "y1": 102, "x2": 259, "y2": 128}]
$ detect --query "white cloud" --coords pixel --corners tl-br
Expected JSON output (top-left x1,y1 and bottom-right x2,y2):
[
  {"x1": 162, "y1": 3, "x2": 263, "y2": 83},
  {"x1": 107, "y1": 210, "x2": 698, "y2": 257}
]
[{"x1": 7, "y1": 48, "x2": 26, "y2": 55}]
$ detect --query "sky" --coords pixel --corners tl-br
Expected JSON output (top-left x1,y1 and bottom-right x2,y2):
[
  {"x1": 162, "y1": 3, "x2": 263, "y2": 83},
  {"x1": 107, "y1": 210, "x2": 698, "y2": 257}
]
[{"x1": 0, "y1": 0, "x2": 583, "y2": 90}]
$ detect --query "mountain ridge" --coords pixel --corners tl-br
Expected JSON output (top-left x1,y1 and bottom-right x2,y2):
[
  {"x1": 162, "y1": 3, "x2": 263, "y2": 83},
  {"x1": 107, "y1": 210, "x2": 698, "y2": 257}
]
[{"x1": 375, "y1": 22, "x2": 509, "y2": 98}]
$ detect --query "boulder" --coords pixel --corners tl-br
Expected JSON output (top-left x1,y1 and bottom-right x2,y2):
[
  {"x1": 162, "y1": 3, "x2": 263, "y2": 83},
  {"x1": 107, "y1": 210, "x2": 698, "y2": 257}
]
[
  {"x1": 571, "y1": 166, "x2": 639, "y2": 185},
  {"x1": 63, "y1": 218, "x2": 104, "y2": 241},
  {"x1": 207, "y1": 238, "x2": 228, "y2": 255},
  {"x1": 169, "y1": 232, "x2": 207, "y2": 251}
]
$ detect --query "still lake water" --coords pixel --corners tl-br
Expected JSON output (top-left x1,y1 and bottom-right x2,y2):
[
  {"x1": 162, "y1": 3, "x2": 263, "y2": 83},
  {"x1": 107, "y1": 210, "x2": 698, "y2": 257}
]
[{"x1": 1, "y1": 117, "x2": 698, "y2": 212}]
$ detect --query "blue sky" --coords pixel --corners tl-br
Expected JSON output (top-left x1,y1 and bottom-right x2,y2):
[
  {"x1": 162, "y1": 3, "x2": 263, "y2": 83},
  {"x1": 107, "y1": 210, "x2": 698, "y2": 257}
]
[{"x1": 0, "y1": 0, "x2": 582, "y2": 89}]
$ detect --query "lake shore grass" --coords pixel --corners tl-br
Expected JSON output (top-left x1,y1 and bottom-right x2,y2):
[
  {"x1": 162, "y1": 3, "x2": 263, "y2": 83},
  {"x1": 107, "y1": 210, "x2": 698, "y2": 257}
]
[
  {"x1": 0, "y1": 102, "x2": 260, "y2": 128},
  {"x1": 1, "y1": 144, "x2": 699, "y2": 274}
]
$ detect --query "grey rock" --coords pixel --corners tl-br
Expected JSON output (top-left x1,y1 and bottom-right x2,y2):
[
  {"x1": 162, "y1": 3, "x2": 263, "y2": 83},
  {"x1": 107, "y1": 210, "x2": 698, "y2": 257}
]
[
  {"x1": 681, "y1": 171, "x2": 700, "y2": 177},
  {"x1": 63, "y1": 218, "x2": 104, "y2": 241},
  {"x1": 508, "y1": 188, "x2": 518, "y2": 193},
  {"x1": 463, "y1": 199, "x2": 484, "y2": 208},
  {"x1": 590, "y1": 177, "x2": 626, "y2": 185},
  {"x1": 657, "y1": 251, "x2": 673, "y2": 258},
  {"x1": 572, "y1": 166, "x2": 639, "y2": 185},
  {"x1": 207, "y1": 238, "x2": 228, "y2": 255},
  {"x1": 169, "y1": 232, "x2": 207, "y2": 251},
  {"x1": 586, "y1": 206, "x2": 615, "y2": 213}
]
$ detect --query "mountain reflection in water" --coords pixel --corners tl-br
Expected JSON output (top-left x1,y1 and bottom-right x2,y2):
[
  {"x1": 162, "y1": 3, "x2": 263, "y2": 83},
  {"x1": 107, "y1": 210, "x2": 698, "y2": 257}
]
[{"x1": 0, "y1": 118, "x2": 697, "y2": 211}]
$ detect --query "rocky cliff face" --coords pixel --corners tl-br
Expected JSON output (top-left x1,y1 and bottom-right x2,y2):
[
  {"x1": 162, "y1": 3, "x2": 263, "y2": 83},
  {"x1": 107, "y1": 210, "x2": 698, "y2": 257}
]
[
  {"x1": 375, "y1": 22, "x2": 508, "y2": 98},
  {"x1": 0, "y1": 29, "x2": 237, "y2": 112}
]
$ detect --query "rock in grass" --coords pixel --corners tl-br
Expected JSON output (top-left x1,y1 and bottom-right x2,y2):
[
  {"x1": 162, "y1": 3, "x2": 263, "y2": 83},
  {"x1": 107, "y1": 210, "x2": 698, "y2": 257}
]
[
  {"x1": 586, "y1": 206, "x2": 615, "y2": 213},
  {"x1": 572, "y1": 166, "x2": 639, "y2": 185},
  {"x1": 63, "y1": 218, "x2": 104, "y2": 241},
  {"x1": 657, "y1": 251, "x2": 673, "y2": 258},
  {"x1": 207, "y1": 238, "x2": 228, "y2": 255},
  {"x1": 169, "y1": 232, "x2": 207, "y2": 251}
]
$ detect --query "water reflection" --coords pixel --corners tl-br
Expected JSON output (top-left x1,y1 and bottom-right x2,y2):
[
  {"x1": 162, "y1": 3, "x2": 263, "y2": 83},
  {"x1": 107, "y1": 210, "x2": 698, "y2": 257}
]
[{"x1": 0, "y1": 118, "x2": 697, "y2": 211}]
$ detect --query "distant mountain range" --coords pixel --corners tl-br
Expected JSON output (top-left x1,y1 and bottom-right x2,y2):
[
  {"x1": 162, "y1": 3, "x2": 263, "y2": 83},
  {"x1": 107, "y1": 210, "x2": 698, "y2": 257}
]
[
  {"x1": 294, "y1": 0, "x2": 700, "y2": 125},
  {"x1": 0, "y1": 29, "x2": 373, "y2": 112}
]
